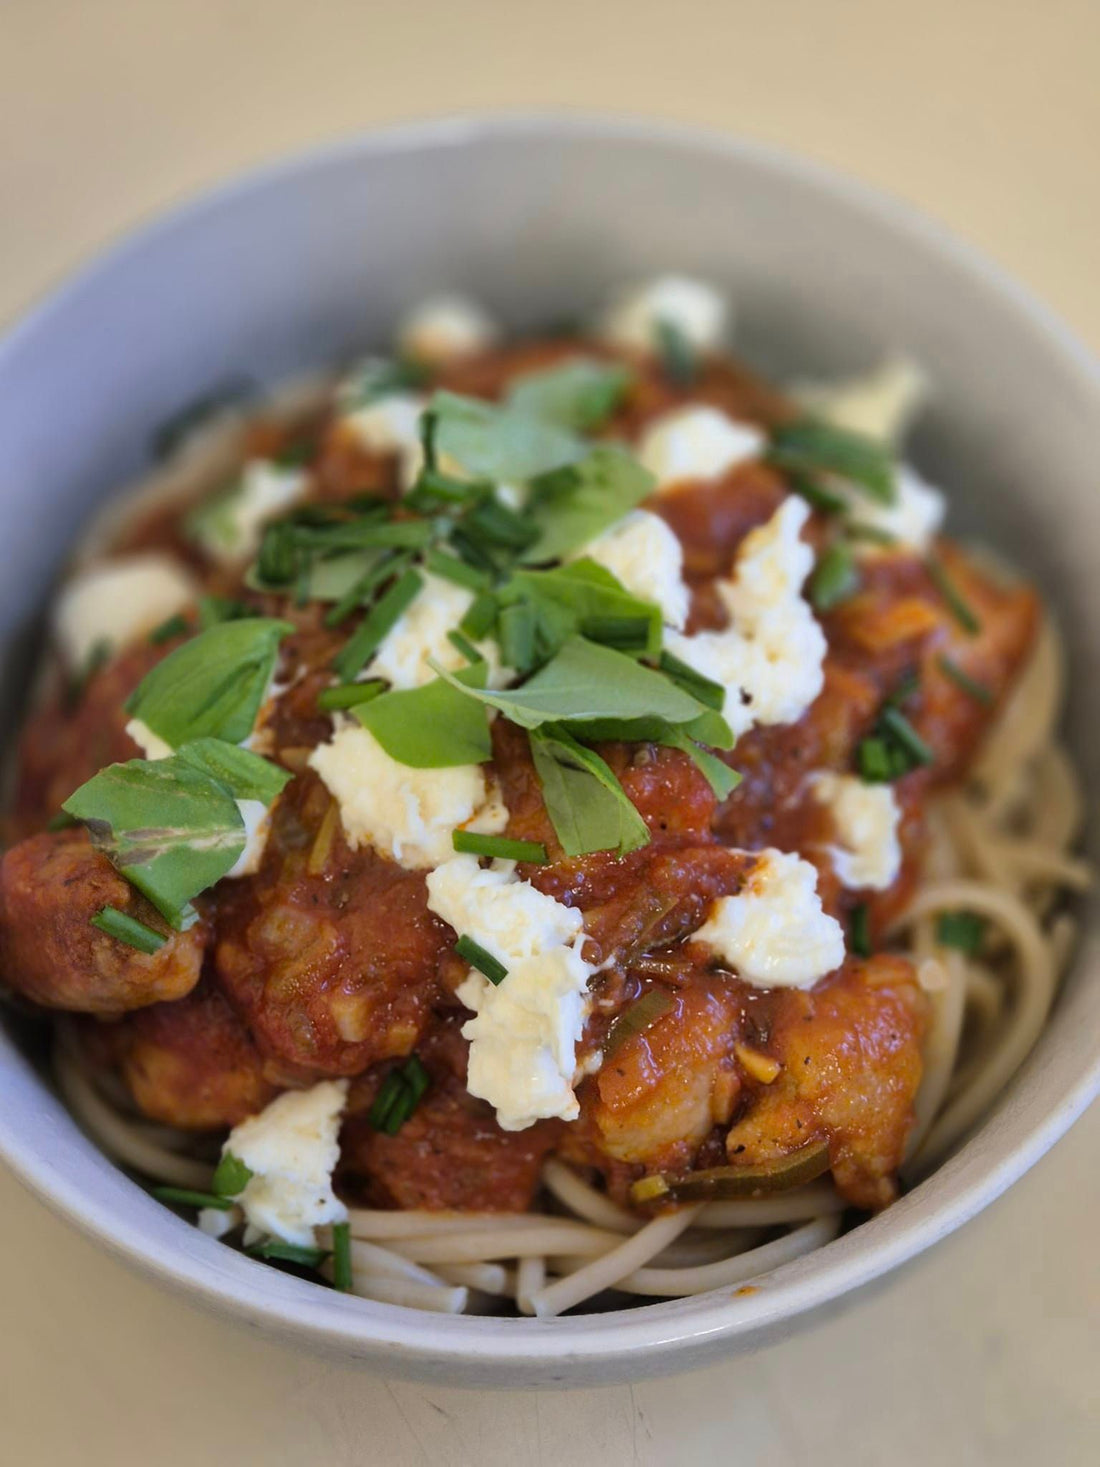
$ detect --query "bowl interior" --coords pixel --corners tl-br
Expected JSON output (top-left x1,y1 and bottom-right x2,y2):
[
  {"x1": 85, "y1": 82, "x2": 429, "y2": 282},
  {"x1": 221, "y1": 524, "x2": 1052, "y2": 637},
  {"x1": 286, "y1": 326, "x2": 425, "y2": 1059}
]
[{"x1": 0, "y1": 115, "x2": 1098, "y2": 1386}]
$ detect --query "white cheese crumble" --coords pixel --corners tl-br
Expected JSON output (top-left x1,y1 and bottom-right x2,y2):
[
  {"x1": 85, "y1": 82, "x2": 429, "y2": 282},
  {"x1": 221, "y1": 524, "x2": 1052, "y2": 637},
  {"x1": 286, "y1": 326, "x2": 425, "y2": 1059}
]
[
  {"x1": 308, "y1": 723, "x2": 503, "y2": 870},
  {"x1": 221, "y1": 1080, "x2": 349, "y2": 1247},
  {"x1": 693, "y1": 849, "x2": 845, "y2": 989},
  {"x1": 53, "y1": 553, "x2": 198, "y2": 668},
  {"x1": 574, "y1": 509, "x2": 689, "y2": 629},
  {"x1": 341, "y1": 392, "x2": 426, "y2": 491},
  {"x1": 599, "y1": 274, "x2": 730, "y2": 355},
  {"x1": 637, "y1": 404, "x2": 764, "y2": 492},
  {"x1": 810, "y1": 772, "x2": 902, "y2": 892},
  {"x1": 397, "y1": 293, "x2": 499, "y2": 364},
  {"x1": 664, "y1": 496, "x2": 826, "y2": 738},
  {"x1": 794, "y1": 356, "x2": 928, "y2": 446},
  {"x1": 192, "y1": 460, "x2": 308, "y2": 563},
  {"x1": 365, "y1": 571, "x2": 509, "y2": 690},
  {"x1": 426, "y1": 855, "x2": 594, "y2": 1131},
  {"x1": 842, "y1": 463, "x2": 946, "y2": 556}
]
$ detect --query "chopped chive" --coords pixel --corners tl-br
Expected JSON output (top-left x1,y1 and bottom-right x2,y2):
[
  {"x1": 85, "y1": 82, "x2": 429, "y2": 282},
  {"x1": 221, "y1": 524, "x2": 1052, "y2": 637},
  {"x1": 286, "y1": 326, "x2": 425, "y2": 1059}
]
[
  {"x1": 274, "y1": 439, "x2": 313, "y2": 468},
  {"x1": 323, "y1": 548, "x2": 412, "y2": 629},
  {"x1": 936, "y1": 911, "x2": 986, "y2": 955},
  {"x1": 91, "y1": 906, "x2": 166, "y2": 955},
  {"x1": 368, "y1": 1071, "x2": 405, "y2": 1132},
  {"x1": 317, "y1": 680, "x2": 386, "y2": 713},
  {"x1": 212, "y1": 1151, "x2": 253, "y2": 1198},
  {"x1": 256, "y1": 521, "x2": 299, "y2": 587},
  {"x1": 785, "y1": 469, "x2": 847, "y2": 515},
  {"x1": 657, "y1": 650, "x2": 726, "y2": 712},
  {"x1": 446, "y1": 629, "x2": 485, "y2": 665},
  {"x1": 402, "y1": 1055, "x2": 431, "y2": 1110},
  {"x1": 149, "y1": 612, "x2": 189, "y2": 645},
  {"x1": 455, "y1": 934, "x2": 508, "y2": 985},
  {"x1": 857, "y1": 736, "x2": 895, "y2": 784},
  {"x1": 850, "y1": 904, "x2": 872, "y2": 958},
  {"x1": 938, "y1": 655, "x2": 993, "y2": 706},
  {"x1": 369, "y1": 1056, "x2": 432, "y2": 1135},
  {"x1": 67, "y1": 637, "x2": 111, "y2": 708},
  {"x1": 845, "y1": 522, "x2": 898, "y2": 547},
  {"x1": 331, "y1": 1221, "x2": 353, "y2": 1292},
  {"x1": 459, "y1": 591, "x2": 498, "y2": 641},
  {"x1": 879, "y1": 706, "x2": 935, "y2": 767},
  {"x1": 406, "y1": 469, "x2": 490, "y2": 513},
  {"x1": 451, "y1": 831, "x2": 548, "y2": 863},
  {"x1": 246, "y1": 1240, "x2": 330, "y2": 1269},
  {"x1": 926, "y1": 557, "x2": 981, "y2": 635},
  {"x1": 654, "y1": 317, "x2": 698, "y2": 386},
  {"x1": 580, "y1": 613, "x2": 653, "y2": 652},
  {"x1": 425, "y1": 547, "x2": 492, "y2": 591},
  {"x1": 809, "y1": 543, "x2": 860, "y2": 612},
  {"x1": 769, "y1": 417, "x2": 896, "y2": 505},
  {"x1": 333, "y1": 568, "x2": 424, "y2": 680},
  {"x1": 449, "y1": 525, "x2": 502, "y2": 578},
  {"x1": 463, "y1": 497, "x2": 539, "y2": 552},
  {"x1": 152, "y1": 1185, "x2": 235, "y2": 1211},
  {"x1": 496, "y1": 601, "x2": 537, "y2": 672},
  {"x1": 886, "y1": 668, "x2": 920, "y2": 708}
]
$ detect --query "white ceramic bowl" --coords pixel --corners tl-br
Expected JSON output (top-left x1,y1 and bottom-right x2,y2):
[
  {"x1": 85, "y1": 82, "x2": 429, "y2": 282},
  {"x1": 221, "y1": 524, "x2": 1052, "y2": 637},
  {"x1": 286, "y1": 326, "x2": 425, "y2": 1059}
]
[{"x1": 0, "y1": 115, "x2": 1097, "y2": 1388}]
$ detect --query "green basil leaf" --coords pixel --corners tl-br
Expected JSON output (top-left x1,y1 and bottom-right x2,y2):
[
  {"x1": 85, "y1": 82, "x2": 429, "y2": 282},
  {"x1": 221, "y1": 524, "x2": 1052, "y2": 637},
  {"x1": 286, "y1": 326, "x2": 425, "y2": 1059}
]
[
  {"x1": 126, "y1": 619, "x2": 291, "y2": 748},
  {"x1": 431, "y1": 390, "x2": 585, "y2": 484},
  {"x1": 354, "y1": 664, "x2": 492, "y2": 768},
  {"x1": 658, "y1": 728, "x2": 742, "y2": 799},
  {"x1": 305, "y1": 549, "x2": 388, "y2": 602},
  {"x1": 496, "y1": 560, "x2": 662, "y2": 671},
  {"x1": 568, "y1": 706, "x2": 735, "y2": 752},
  {"x1": 176, "y1": 739, "x2": 291, "y2": 804},
  {"x1": 768, "y1": 417, "x2": 896, "y2": 506},
  {"x1": 506, "y1": 359, "x2": 631, "y2": 431},
  {"x1": 432, "y1": 636, "x2": 706, "y2": 731},
  {"x1": 63, "y1": 757, "x2": 246, "y2": 925},
  {"x1": 521, "y1": 446, "x2": 655, "y2": 564},
  {"x1": 529, "y1": 727, "x2": 650, "y2": 858}
]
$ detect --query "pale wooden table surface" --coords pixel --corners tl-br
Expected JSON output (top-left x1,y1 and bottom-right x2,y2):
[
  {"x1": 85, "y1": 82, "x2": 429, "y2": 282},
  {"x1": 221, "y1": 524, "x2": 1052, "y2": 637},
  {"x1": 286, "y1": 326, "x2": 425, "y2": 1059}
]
[{"x1": 2, "y1": 2, "x2": 1098, "y2": 1461}]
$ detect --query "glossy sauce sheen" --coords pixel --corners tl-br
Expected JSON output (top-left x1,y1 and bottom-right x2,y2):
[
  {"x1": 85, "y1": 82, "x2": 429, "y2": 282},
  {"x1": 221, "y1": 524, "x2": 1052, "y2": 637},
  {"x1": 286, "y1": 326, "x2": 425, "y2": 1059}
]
[{"x1": 0, "y1": 337, "x2": 1038, "y2": 1215}]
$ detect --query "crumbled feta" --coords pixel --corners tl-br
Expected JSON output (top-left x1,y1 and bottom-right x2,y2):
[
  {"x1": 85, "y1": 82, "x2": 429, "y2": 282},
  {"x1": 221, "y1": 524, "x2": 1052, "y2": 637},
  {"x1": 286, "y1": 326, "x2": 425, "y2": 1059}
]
[
  {"x1": 664, "y1": 496, "x2": 826, "y2": 738},
  {"x1": 53, "y1": 553, "x2": 197, "y2": 668},
  {"x1": 426, "y1": 855, "x2": 594, "y2": 1130},
  {"x1": 222, "y1": 1080, "x2": 348, "y2": 1247},
  {"x1": 842, "y1": 463, "x2": 946, "y2": 555},
  {"x1": 637, "y1": 404, "x2": 764, "y2": 492},
  {"x1": 341, "y1": 392, "x2": 426, "y2": 491},
  {"x1": 309, "y1": 723, "x2": 501, "y2": 870},
  {"x1": 575, "y1": 509, "x2": 689, "y2": 629},
  {"x1": 365, "y1": 571, "x2": 510, "y2": 690},
  {"x1": 693, "y1": 849, "x2": 845, "y2": 989},
  {"x1": 192, "y1": 460, "x2": 308, "y2": 563},
  {"x1": 397, "y1": 293, "x2": 499, "y2": 364},
  {"x1": 810, "y1": 772, "x2": 902, "y2": 891},
  {"x1": 599, "y1": 275, "x2": 730, "y2": 355},
  {"x1": 794, "y1": 356, "x2": 928, "y2": 445}
]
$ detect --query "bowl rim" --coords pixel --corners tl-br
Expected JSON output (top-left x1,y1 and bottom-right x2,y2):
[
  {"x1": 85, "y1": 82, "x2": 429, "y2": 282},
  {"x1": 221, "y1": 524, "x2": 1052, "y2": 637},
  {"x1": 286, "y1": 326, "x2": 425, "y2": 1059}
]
[{"x1": 2, "y1": 109, "x2": 1100, "y2": 1380}]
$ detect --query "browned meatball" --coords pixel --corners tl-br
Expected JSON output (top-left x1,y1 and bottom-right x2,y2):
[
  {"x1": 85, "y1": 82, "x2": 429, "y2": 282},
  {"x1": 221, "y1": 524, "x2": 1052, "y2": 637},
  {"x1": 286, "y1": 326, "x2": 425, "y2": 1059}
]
[
  {"x1": 82, "y1": 981, "x2": 279, "y2": 1129},
  {"x1": 0, "y1": 830, "x2": 206, "y2": 1013},
  {"x1": 338, "y1": 1023, "x2": 559, "y2": 1212}
]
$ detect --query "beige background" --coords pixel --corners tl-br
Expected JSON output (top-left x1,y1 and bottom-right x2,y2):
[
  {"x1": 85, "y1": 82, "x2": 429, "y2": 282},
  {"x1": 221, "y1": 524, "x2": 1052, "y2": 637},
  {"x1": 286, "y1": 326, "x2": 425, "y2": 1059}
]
[{"x1": 2, "y1": 1, "x2": 1099, "y2": 1461}]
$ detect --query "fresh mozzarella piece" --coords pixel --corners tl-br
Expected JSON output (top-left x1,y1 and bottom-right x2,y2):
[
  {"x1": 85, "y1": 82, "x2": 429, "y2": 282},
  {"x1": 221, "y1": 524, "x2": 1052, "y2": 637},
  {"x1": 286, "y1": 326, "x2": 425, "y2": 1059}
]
[
  {"x1": 575, "y1": 509, "x2": 689, "y2": 629},
  {"x1": 810, "y1": 772, "x2": 903, "y2": 892},
  {"x1": 397, "y1": 293, "x2": 499, "y2": 364},
  {"x1": 193, "y1": 460, "x2": 308, "y2": 563},
  {"x1": 309, "y1": 723, "x2": 501, "y2": 870},
  {"x1": 637, "y1": 404, "x2": 764, "y2": 492},
  {"x1": 599, "y1": 274, "x2": 730, "y2": 355},
  {"x1": 341, "y1": 392, "x2": 426, "y2": 491},
  {"x1": 664, "y1": 496, "x2": 826, "y2": 737},
  {"x1": 794, "y1": 356, "x2": 928, "y2": 446},
  {"x1": 843, "y1": 463, "x2": 946, "y2": 556},
  {"x1": 124, "y1": 718, "x2": 174, "y2": 761},
  {"x1": 53, "y1": 553, "x2": 198, "y2": 668},
  {"x1": 426, "y1": 855, "x2": 594, "y2": 1130},
  {"x1": 693, "y1": 849, "x2": 845, "y2": 989},
  {"x1": 221, "y1": 1080, "x2": 349, "y2": 1247},
  {"x1": 365, "y1": 571, "x2": 509, "y2": 691}
]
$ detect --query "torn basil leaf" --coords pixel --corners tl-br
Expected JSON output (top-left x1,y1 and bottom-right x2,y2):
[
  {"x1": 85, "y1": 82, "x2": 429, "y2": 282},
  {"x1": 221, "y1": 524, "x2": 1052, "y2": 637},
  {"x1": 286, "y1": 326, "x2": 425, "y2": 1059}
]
[
  {"x1": 658, "y1": 728, "x2": 742, "y2": 799},
  {"x1": 126, "y1": 618, "x2": 292, "y2": 749},
  {"x1": 63, "y1": 756, "x2": 247, "y2": 926},
  {"x1": 431, "y1": 390, "x2": 585, "y2": 484},
  {"x1": 506, "y1": 359, "x2": 631, "y2": 432},
  {"x1": 495, "y1": 560, "x2": 662, "y2": 673},
  {"x1": 175, "y1": 739, "x2": 291, "y2": 804},
  {"x1": 354, "y1": 665, "x2": 493, "y2": 768},
  {"x1": 529, "y1": 726, "x2": 650, "y2": 858},
  {"x1": 521, "y1": 446, "x2": 655, "y2": 565}
]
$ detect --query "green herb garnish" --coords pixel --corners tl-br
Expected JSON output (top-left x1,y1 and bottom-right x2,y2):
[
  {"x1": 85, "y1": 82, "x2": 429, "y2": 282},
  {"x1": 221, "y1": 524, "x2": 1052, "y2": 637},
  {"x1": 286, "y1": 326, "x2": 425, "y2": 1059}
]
[
  {"x1": 246, "y1": 1240, "x2": 330, "y2": 1269},
  {"x1": 937, "y1": 654, "x2": 992, "y2": 704},
  {"x1": 332, "y1": 568, "x2": 424, "y2": 681},
  {"x1": 654, "y1": 318, "x2": 698, "y2": 386},
  {"x1": 926, "y1": 557, "x2": 981, "y2": 635},
  {"x1": 521, "y1": 446, "x2": 655, "y2": 565},
  {"x1": 353, "y1": 665, "x2": 492, "y2": 768},
  {"x1": 850, "y1": 904, "x2": 872, "y2": 958},
  {"x1": 769, "y1": 417, "x2": 896, "y2": 506},
  {"x1": 148, "y1": 613, "x2": 190, "y2": 646},
  {"x1": 152, "y1": 1185, "x2": 236, "y2": 1211},
  {"x1": 529, "y1": 726, "x2": 650, "y2": 858},
  {"x1": 451, "y1": 831, "x2": 548, "y2": 863},
  {"x1": 809, "y1": 543, "x2": 860, "y2": 612},
  {"x1": 431, "y1": 389, "x2": 585, "y2": 484},
  {"x1": 936, "y1": 911, "x2": 986, "y2": 955},
  {"x1": 90, "y1": 906, "x2": 166, "y2": 955},
  {"x1": 212, "y1": 1151, "x2": 254, "y2": 1198},
  {"x1": 331, "y1": 1221, "x2": 353, "y2": 1292},
  {"x1": 369, "y1": 1055, "x2": 432, "y2": 1134},
  {"x1": 454, "y1": 935, "x2": 509, "y2": 986},
  {"x1": 506, "y1": 359, "x2": 631, "y2": 431},
  {"x1": 316, "y1": 680, "x2": 385, "y2": 713}
]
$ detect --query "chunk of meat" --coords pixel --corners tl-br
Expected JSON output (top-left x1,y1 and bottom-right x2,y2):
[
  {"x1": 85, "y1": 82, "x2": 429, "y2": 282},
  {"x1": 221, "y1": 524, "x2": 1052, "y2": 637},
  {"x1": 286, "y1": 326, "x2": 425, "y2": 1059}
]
[
  {"x1": 80, "y1": 981, "x2": 277, "y2": 1129},
  {"x1": 214, "y1": 774, "x2": 452, "y2": 1081},
  {"x1": 337, "y1": 1023, "x2": 558, "y2": 1211},
  {"x1": 0, "y1": 831, "x2": 206, "y2": 1014},
  {"x1": 722, "y1": 955, "x2": 928, "y2": 1210}
]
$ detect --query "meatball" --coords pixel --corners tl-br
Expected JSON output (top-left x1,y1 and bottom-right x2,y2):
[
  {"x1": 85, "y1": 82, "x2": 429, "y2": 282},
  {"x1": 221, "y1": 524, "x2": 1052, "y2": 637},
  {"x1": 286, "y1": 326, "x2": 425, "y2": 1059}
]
[{"x1": 0, "y1": 830, "x2": 206, "y2": 1013}]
